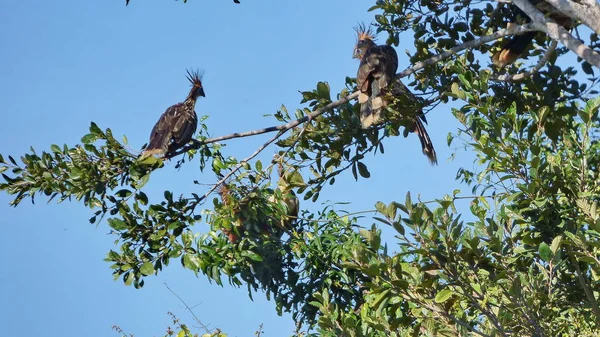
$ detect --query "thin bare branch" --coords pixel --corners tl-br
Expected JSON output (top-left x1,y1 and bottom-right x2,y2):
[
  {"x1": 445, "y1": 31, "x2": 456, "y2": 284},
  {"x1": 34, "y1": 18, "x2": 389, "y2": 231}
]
[
  {"x1": 164, "y1": 282, "x2": 213, "y2": 334},
  {"x1": 196, "y1": 130, "x2": 286, "y2": 204}
]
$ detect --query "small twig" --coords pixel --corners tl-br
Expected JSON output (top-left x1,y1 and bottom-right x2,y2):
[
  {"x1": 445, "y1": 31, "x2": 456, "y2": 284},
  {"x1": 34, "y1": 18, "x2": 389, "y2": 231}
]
[
  {"x1": 197, "y1": 130, "x2": 286, "y2": 204},
  {"x1": 491, "y1": 40, "x2": 558, "y2": 82},
  {"x1": 164, "y1": 282, "x2": 213, "y2": 334}
]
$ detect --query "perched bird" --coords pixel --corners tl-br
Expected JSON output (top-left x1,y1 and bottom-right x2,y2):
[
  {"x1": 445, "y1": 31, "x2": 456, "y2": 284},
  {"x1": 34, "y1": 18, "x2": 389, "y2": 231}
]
[
  {"x1": 492, "y1": 0, "x2": 573, "y2": 67},
  {"x1": 353, "y1": 24, "x2": 437, "y2": 165},
  {"x1": 142, "y1": 69, "x2": 205, "y2": 157}
]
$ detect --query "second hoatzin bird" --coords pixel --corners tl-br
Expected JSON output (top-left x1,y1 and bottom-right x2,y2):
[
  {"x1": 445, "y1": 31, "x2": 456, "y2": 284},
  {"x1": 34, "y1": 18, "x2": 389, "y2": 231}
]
[
  {"x1": 492, "y1": 0, "x2": 573, "y2": 67},
  {"x1": 142, "y1": 69, "x2": 205, "y2": 157},
  {"x1": 353, "y1": 25, "x2": 437, "y2": 165}
]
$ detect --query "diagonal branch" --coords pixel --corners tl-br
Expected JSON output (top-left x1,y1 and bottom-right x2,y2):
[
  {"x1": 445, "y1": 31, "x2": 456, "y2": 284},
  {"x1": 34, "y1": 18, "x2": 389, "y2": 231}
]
[
  {"x1": 513, "y1": 0, "x2": 600, "y2": 68},
  {"x1": 167, "y1": 25, "x2": 535, "y2": 160},
  {"x1": 543, "y1": 0, "x2": 600, "y2": 35},
  {"x1": 193, "y1": 129, "x2": 286, "y2": 206}
]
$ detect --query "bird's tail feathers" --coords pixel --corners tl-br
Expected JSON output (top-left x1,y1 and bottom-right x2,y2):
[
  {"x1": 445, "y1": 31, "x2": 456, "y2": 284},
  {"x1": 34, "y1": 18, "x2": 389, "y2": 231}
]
[
  {"x1": 142, "y1": 132, "x2": 169, "y2": 157},
  {"x1": 492, "y1": 31, "x2": 536, "y2": 67},
  {"x1": 360, "y1": 98, "x2": 384, "y2": 129},
  {"x1": 413, "y1": 117, "x2": 438, "y2": 165}
]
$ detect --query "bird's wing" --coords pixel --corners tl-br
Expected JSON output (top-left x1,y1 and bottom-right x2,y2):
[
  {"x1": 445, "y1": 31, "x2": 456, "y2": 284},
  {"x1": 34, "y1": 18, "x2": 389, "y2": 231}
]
[
  {"x1": 144, "y1": 103, "x2": 183, "y2": 154},
  {"x1": 170, "y1": 109, "x2": 198, "y2": 150}
]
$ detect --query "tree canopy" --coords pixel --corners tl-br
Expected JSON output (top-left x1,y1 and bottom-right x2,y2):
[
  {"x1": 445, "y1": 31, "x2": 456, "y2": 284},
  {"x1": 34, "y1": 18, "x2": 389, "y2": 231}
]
[{"x1": 2, "y1": 0, "x2": 600, "y2": 336}]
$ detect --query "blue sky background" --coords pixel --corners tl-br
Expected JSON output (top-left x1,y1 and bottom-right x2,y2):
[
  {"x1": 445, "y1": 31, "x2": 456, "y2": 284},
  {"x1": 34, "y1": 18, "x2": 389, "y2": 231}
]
[{"x1": 0, "y1": 1, "x2": 476, "y2": 336}]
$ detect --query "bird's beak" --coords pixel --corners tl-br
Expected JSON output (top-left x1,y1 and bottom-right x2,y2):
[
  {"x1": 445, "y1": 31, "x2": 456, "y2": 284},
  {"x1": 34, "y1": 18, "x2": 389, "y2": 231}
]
[
  {"x1": 353, "y1": 48, "x2": 362, "y2": 59},
  {"x1": 199, "y1": 87, "x2": 206, "y2": 97}
]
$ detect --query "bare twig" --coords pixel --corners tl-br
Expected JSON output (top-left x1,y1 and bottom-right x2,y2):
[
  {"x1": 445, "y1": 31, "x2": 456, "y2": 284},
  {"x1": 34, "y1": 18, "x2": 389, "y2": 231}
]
[
  {"x1": 196, "y1": 130, "x2": 286, "y2": 204},
  {"x1": 164, "y1": 282, "x2": 213, "y2": 334},
  {"x1": 492, "y1": 40, "x2": 559, "y2": 82}
]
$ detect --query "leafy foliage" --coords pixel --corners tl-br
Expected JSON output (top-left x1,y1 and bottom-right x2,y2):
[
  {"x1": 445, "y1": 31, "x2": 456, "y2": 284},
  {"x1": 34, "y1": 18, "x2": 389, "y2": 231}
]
[{"x1": 3, "y1": 0, "x2": 600, "y2": 336}]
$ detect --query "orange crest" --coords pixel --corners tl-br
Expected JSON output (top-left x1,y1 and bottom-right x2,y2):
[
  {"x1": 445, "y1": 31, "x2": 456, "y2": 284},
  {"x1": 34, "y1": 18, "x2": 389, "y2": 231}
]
[{"x1": 354, "y1": 23, "x2": 376, "y2": 42}]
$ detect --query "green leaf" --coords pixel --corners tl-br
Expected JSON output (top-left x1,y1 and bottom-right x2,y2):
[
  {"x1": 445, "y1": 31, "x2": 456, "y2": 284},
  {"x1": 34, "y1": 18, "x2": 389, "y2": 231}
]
[
  {"x1": 357, "y1": 162, "x2": 370, "y2": 178},
  {"x1": 136, "y1": 192, "x2": 148, "y2": 205},
  {"x1": 138, "y1": 155, "x2": 161, "y2": 165},
  {"x1": 50, "y1": 144, "x2": 61, "y2": 153},
  {"x1": 241, "y1": 250, "x2": 264, "y2": 262},
  {"x1": 89, "y1": 122, "x2": 103, "y2": 135},
  {"x1": 108, "y1": 218, "x2": 128, "y2": 231},
  {"x1": 81, "y1": 134, "x2": 98, "y2": 144},
  {"x1": 134, "y1": 174, "x2": 150, "y2": 189},
  {"x1": 451, "y1": 82, "x2": 465, "y2": 100},
  {"x1": 316, "y1": 81, "x2": 331, "y2": 100},
  {"x1": 550, "y1": 235, "x2": 562, "y2": 254},
  {"x1": 538, "y1": 242, "x2": 553, "y2": 263},
  {"x1": 140, "y1": 262, "x2": 155, "y2": 276},
  {"x1": 182, "y1": 254, "x2": 201, "y2": 270},
  {"x1": 435, "y1": 289, "x2": 453, "y2": 303}
]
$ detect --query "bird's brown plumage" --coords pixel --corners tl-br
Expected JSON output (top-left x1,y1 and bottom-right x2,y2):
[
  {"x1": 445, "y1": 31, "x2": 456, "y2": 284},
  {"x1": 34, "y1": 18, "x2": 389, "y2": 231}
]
[
  {"x1": 142, "y1": 69, "x2": 205, "y2": 157},
  {"x1": 353, "y1": 24, "x2": 437, "y2": 165}
]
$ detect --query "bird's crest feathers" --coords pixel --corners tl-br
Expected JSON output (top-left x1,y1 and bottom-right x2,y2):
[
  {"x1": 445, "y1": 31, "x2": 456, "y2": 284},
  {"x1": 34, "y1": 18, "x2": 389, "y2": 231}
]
[
  {"x1": 354, "y1": 23, "x2": 376, "y2": 42},
  {"x1": 186, "y1": 69, "x2": 204, "y2": 88}
]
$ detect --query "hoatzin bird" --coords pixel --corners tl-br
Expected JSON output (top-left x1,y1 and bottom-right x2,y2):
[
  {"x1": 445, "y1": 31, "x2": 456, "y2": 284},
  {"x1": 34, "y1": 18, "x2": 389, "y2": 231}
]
[
  {"x1": 353, "y1": 25, "x2": 438, "y2": 165},
  {"x1": 142, "y1": 69, "x2": 205, "y2": 157},
  {"x1": 492, "y1": 0, "x2": 573, "y2": 67}
]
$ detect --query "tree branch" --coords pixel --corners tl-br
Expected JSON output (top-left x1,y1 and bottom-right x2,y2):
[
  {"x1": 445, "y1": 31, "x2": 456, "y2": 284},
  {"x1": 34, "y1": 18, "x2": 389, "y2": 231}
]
[
  {"x1": 193, "y1": 130, "x2": 286, "y2": 206},
  {"x1": 513, "y1": 0, "x2": 600, "y2": 68},
  {"x1": 166, "y1": 25, "x2": 535, "y2": 160},
  {"x1": 543, "y1": 0, "x2": 600, "y2": 35},
  {"x1": 164, "y1": 282, "x2": 213, "y2": 334}
]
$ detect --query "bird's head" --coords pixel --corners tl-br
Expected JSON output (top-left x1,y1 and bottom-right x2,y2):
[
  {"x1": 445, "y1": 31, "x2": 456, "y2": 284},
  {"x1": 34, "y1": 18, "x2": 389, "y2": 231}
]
[
  {"x1": 186, "y1": 69, "x2": 206, "y2": 99},
  {"x1": 353, "y1": 23, "x2": 376, "y2": 59}
]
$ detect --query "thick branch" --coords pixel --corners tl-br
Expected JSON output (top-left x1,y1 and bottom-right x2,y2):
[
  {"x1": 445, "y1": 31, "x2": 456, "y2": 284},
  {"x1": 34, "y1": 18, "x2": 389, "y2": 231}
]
[
  {"x1": 397, "y1": 24, "x2": 535, "y2": 77},
  {"x1": 513, "y1": 0, "x2": 600, "y2": 68},
  {"x1": 544, "y1": 0, "x2": 600, "y2": 35}
]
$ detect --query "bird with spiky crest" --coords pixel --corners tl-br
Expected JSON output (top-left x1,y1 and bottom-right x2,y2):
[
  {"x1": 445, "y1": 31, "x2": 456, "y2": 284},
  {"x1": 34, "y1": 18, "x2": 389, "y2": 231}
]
[
  {"x1": 353, "y1": 24, "x2": 437, "y2": 165},
  {"x1": 142, "y1": 69, "x2": 205, "y2": 157}
]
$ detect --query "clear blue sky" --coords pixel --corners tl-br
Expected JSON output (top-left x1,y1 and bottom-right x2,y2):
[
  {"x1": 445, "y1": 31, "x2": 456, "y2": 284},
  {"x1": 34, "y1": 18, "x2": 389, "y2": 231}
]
[{"x1": 0, "y1": 1, "x2": 475, "y2": 336}]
